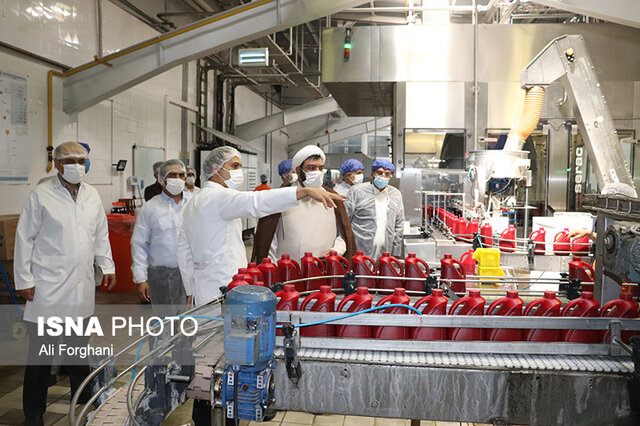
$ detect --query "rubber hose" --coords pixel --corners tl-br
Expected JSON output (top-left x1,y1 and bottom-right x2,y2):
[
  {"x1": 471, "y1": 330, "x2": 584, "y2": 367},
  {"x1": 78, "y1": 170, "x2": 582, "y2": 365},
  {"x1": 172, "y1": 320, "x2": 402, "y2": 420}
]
[{"x1": 504, "y1": 86, "x2": 545, "y2": 150}]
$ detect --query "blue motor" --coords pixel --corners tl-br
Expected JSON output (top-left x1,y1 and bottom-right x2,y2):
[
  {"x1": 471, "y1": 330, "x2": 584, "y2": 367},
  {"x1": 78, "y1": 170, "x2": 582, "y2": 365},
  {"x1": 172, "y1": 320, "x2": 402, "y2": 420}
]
[{"x1": 222, "y1": 286, "x2": 276, "y2": 422}]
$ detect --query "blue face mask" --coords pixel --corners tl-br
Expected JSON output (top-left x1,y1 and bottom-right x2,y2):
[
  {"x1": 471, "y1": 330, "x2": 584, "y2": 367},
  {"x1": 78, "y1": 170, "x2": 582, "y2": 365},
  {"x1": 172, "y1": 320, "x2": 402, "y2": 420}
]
[
  {"x1": 85, "y1": 159, "x2": 91, "y2": 173},
  {"x1": 373, "y1": 176, "x2": 389, "y2": 189}
]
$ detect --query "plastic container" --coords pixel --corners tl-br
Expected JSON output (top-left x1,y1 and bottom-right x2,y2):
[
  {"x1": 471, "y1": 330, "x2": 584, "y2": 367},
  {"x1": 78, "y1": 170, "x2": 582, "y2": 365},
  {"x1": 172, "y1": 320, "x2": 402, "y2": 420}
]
[
  {"x1": 600, "y1": 292, "x2": 639, "y2": 343},
  {"x1": 569, "y1": 257, "x2": 595, "y2": 293},
  {"x1": 378, "y1": 252, "x2": 404, "y2": 289},
  {"x1": 553, "y1": 228, "x2": 571, "y2": 256},
  {"x1": 274, "y1": 284, "x2": 299, "y2": 336},
  {"x1": 465, "y1": 219, "x2": 479, "y2": 242},
  {"x1": 352, "y1": 250, "x2": 378, "y2": 288},
  {"x1": 411, "y1": 289, "x2": 448, "y2": 340},
  {"x1": 404, "y1": 253, "x2": 430, "y2": 292},
  {"x1": 572, "y1": 234, "x2": 591, "y2": 255},
  {"x1": 301, "y1": 252, "x2": 327, "y2": 291},
  {"x1": 529, "y1": 228, "x2": 546, "y2": 255},
  {"x1": 373, "y1": 288, "x2": 411, "y2": 340},
  {"x1": 472, "y1": 248, "x2": 501, "y2": 267},
  {"x1": 300, "y1": 285, "x2": 336, "y2": 337},
  {"x1": 325, "y1": 250, "x2": 350, "y2": 289},
  {"x1": 257, "y1": 258, "x2": 281, "y2": 287},
  {"x1": 448, "y1": 289, "x2": 486, "y2": 341},
  {"x1": 246, "y1": 262, "x2": 264, "y2": 283},
  {"x1": 102, "y1": 214, "x2": 137, "y2": 292},
  {"x1": 523, "y1": 291, "x2": 562, "y2": 342},
  {"x1": 237, "y1": 268, "x2": 254, "y2": 285},
  {"x1": 486, "y1": 290, "x2": 524, "y2": 341},
  {"x1": 561, "y1": 291, "x2": 600, "y2": 343},
  {"x1": 480, "y1": 222, "x2": 493, "y2": 247},
  {"x1": 460, "y1": 250, "x2": 476, "y2": 276},
  {"x1": 277, "y1": 254, "x2": 302, "y2": 291},
  {"x1": 453, "y1": 217, "x2": 466, "y2": 240},
  {"x1": 336, "y1": 287, "x2": 373, "y2": 338},
  {"x1": 441, "y1": 254, "x2": 466, "y2": 293},
  {"x1": 499, "y1": 225, "x2": 517, "y2": 253},
  {"x1": 228, "y1": 274, "x2": 251, "y2": 291},
  {"x1": 252, "y1": 281, "x2": 266, "y2": 287}
]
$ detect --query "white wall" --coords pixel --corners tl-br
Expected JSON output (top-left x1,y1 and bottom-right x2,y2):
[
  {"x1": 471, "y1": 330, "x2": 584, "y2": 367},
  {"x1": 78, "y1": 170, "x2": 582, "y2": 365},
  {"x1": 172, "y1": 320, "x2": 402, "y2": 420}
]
[{"x1": 0, "y1": 0, "x2": 198, "y2": 215}]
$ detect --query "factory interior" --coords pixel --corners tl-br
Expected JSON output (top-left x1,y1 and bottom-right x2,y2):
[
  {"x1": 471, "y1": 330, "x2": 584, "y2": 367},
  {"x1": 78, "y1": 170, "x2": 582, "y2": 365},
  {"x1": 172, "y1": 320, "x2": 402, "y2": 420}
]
[{"x1": 2, "y1": 0, "x2": 640, "y2": 425}]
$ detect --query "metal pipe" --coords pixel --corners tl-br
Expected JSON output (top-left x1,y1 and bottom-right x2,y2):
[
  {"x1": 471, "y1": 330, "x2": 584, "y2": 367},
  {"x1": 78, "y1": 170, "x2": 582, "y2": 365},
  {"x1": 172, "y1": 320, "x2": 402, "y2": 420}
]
[
  {"x1": 473, "y1": 0, "x2": 479, "y2": 151},
  {"x1": 344, "y1": 6, "x2": 489, "y2": 12}
]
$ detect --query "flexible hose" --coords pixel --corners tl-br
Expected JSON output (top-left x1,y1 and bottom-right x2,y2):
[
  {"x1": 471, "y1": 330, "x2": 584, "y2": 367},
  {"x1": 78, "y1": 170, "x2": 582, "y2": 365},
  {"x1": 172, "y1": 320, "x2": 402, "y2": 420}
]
[{"x1": 504, "y1": 86, "x2": 545, "y2": 150}]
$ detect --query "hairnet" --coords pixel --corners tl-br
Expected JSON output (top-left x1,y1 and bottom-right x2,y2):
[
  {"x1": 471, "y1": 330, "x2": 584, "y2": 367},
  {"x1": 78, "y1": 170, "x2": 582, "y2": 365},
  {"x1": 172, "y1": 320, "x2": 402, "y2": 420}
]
[
  {"x1": 158, "y1": 159, "x2": 186, "y2": 184},
  {"x1": 278, "y1": 159, "x2": 292, "y2": 176},
  {"x1": 340, "y1": 159, "x2": 364, "y2": 175},
  {"x1": 152, "y1": 161, "x2": 163, "y2": 175},
  {"x1": 372, "y1": 158, "x2": 395, "y2": 173},
  {"x1": 260, "y1": 174, "x2": 268, "y2": 183},
  {"x1": 186, "y1": 167, "x2": 197, "y2": 176},
  {"x1": 53, "y1": 141, "x2": 88, "y2": 160},
  {"x1": 292, "y1": 145, "x2": 325, "y2": 171},
  {"x1": 203, "y1": 146, "x2": 240, "y2": 179}
]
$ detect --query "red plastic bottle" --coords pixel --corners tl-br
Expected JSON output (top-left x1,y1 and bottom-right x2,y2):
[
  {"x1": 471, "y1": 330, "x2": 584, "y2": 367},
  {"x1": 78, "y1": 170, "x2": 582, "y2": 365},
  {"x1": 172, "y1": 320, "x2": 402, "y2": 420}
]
[
  {"x1": 460, "y1": 250, "x2": 476, "y2": 276},
  {"x1": 499, "y1": 225, "x2": 517, "y2": 253},
  {"x1": 480, "y1": 222, "x2": 493, "y2": 247},
  {"x1": 237, "y1": 268, "x2": 254, "y2": 285},
  {"x1": 246, "y1": 262, "x2": 264, "y2": 283},
  {"x1": 300, "y1": 285, "x2": 336, "y2": 337},
  {"x1": 404, "y1": 253, "x2": 430, "y2": 292},
  {"x1": 277, "y1": 254, "x2": 302, "y2": 291},
  {"x1": 553, "y1": 228, "x2": 571, "y2": 256},
  {"x1": 301, "y1": 252, "x2": 327, "y2": 291},
  {"x1": 378, "y1": 252, "x2": 404, "y2": 289},
  {"x1": 252, "y1": 281, "x2": 266, "y2": 287},
  {"x1": 523, "y1": 291, "x2": 562, "y2": 342},
  {"x1": 257, "y1": 258, "x2": 281, "y2": 287},
  {"x1": 274, "y1": 284, "x2": 299, "y2": 336},
  {"x1": 486, "y1": 290, "x2": 524, "y2": 341},
  {"x1": 352, "y1": 250, "x2": 378, "y2": 288},
  {"x1": 569, "y1": 257, "x2": 595, "y2": 293},
  {"x1": 572, "y1": 234, "x2": 591, "y2": 255},
  {"x1": 600, "y1": 292, "x2": 639, "y2": 343},
  {"x1": 336, "y1": 287, "x2": 373, "y2": 338},
  {"x1": 561, "y1": 291, "x2": 600, "y2": 343},
  {"x1": 373, "y1": 288, "x2": 411, "y2": 340},
  {"x1": 441, "y1": 254, "x2": 466, "y2": 293},
  {"x1": 325, "y1": 250, "x2": 351, "y2": 289},
  {"x1": 466, "y1": 219, "x2": 479, "y2": 242},
  {"x1": 453, "y1": 217, "x2": 466, "y2": 241},
  {"x1": 411, "y1": 288, "x2": 448, "y2": 340},
  {"x1": 529, "y1": 228, "x2": 546, "y2": 255},
  {"x1": 448, "y1": 289, "x2": 486, "y2": 341},
  {"x1": 228, "y1": 274, "x2": 251, "y2": 290}
]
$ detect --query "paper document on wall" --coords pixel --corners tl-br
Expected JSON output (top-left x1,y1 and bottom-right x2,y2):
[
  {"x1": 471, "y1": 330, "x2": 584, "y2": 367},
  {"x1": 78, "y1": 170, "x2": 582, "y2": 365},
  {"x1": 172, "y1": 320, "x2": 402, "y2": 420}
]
[{"x1": 0, "y1": 70, "x2": 28, "y2": 183}]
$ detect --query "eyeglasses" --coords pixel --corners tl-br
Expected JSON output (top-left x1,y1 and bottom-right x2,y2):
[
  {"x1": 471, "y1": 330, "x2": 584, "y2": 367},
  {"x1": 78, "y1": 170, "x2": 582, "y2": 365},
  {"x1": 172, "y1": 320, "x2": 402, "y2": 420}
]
[{"x1": 373, "y1": 169, "x2": 393, "y2": 178}]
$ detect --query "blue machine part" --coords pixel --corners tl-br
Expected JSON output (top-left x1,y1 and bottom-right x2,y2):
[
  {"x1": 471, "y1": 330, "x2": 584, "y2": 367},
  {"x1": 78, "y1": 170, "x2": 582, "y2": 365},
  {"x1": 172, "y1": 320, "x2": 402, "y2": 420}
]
[
  {"x1": 487, "y1": 178, "x2": 513, "y2": 194},
  {"x1": 222, "y1": 286, "x2": 276, "y2": 422}
]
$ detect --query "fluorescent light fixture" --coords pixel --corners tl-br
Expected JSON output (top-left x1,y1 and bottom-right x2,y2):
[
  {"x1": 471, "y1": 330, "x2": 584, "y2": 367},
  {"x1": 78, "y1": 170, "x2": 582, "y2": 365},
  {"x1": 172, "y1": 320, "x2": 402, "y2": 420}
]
[{"x1": 238, "y1": 48, "x2": 269, "y2": 67}]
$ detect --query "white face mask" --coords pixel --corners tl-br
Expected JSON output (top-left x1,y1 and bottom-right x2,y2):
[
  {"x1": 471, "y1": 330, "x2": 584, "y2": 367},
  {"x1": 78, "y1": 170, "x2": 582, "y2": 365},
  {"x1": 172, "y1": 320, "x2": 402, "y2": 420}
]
[
  {"x1": 223, "y1": 167, "x2": 244, "y2": 189},
  {"x1": 303, "y1": 170, "x2": 324, "y2": 188},
  {"x1": 351, "y1": 173, "x2": 364, "y2": 184},
  {"x1": 62, "y1": 163, "x2": 85, "y2": 184},
  {"x1": 186, "y1": 176, "x2": 196, "y2": 186},
  {"x1": 288, "y1": 172, "x2": 298, "y2": 184},
  {"x1": 165, "y1": 178, "x2": 185, "y2": 196}
]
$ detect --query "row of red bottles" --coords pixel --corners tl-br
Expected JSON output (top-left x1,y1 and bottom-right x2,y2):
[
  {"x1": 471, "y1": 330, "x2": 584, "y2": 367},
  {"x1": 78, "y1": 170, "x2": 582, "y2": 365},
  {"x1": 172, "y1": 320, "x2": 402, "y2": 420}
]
[{"x1": 527, "y1": 227, "x2": 591, "y2": 255}]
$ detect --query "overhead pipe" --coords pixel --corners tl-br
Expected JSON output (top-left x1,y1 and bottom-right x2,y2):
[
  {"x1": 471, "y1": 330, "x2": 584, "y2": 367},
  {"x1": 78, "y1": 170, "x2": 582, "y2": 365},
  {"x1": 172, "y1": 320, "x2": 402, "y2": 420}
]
[
  {"x1": 46, "y1": 0, "x2": 277, "y2": 172},
  {"x1": 503, "y1": 86, "x2": 546, "y2": 151}
]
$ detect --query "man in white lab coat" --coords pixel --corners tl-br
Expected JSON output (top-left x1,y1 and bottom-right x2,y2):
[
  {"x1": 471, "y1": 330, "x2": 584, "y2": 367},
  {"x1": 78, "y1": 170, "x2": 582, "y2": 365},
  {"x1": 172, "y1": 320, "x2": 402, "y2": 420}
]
[
  {"x1": 131, "y1": 159, "x2": 192, "y2": 315},
  {"x1": 334, "y1": 159, "x2": 365, "y2": 196},
  {"x1": 14, "y1": 141, "x2": 116, "y2": 426}
]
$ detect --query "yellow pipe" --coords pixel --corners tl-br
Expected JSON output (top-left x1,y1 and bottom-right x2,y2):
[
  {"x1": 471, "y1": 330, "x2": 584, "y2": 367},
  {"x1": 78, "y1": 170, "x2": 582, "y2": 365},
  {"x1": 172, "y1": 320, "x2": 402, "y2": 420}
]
[
  {"x1": 504, "y1": 85, "x2": 545, "y2": 151},
  {"x1": 46, "y1": 0, "x2": 277, "y2": 172}
]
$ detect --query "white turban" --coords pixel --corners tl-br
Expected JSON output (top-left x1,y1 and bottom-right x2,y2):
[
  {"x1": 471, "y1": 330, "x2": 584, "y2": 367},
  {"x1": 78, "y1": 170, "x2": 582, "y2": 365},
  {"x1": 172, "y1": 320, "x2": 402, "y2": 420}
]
[{"x1": 291, "y1": 145, "x2": 326, "y2": 171}]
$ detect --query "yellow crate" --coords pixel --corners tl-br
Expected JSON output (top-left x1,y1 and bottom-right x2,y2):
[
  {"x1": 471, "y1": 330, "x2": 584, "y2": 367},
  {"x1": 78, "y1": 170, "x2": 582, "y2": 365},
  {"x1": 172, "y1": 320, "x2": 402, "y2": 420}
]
[
  {"x1": 472, "y1": 248, "x2": 501, "y2": 268},
  {"x1": 477, "y1": 266, "x2": 504, "y2": 287}
]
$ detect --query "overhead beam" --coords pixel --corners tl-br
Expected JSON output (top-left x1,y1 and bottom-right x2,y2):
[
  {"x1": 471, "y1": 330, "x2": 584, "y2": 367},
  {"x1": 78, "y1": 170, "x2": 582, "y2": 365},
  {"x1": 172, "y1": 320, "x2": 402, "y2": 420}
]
[
  {"x1": 288, "y1": 116, "x2": 391, "y2": 152},
  {"x1": 234, "y1": 97, "x2": 341, "y2": 141},
  {"x1": 197, "y1": 124, "x2": 259, "y2": 154},
  {"x1": 531, "y1": 0, "x2": 640, "y2": 28},
  {"x1": 63, "y1": 0, "x2": 366, "y2": 113}
]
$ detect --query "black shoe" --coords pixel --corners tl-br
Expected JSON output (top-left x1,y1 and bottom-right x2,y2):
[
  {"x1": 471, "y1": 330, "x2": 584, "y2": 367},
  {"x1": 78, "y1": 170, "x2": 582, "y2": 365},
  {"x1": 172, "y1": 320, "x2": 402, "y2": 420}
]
[{"x1": 24, "y1": 416, "x2": 44, "y2": 426}]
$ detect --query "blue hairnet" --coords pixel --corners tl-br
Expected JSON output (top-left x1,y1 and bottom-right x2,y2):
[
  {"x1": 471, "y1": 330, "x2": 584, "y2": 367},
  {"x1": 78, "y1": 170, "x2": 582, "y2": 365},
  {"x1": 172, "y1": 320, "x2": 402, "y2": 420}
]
[
  {"x1": 340, "y1": 159, "x2": 364, "y2": 175},
  {"x1": 372, "y1": 158, "x2": 395, "y2": 173},
  {"x1": 278, "y1": 159, "x2": 292, "y2": 176}
]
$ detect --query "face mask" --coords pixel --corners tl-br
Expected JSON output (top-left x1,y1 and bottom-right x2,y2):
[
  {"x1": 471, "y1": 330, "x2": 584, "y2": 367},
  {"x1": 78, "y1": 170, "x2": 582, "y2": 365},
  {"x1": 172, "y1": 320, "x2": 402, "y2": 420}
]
[
  {"x1": 186, "y1": 176, "x2": 196, "y2": 186},
  {"x1": 303, "y1": 170, "x2": 324, "y2": 188},
  {"x1": 373, "y1": 176, "x2": 389, "y2": 189},
  {"x1": 62, "y1": 163, "x2": 85, "y2": 184},
  {"x1": 85, "y1": 159, "x2": 91, "y2": 173},
  {"x1": 223, "y1": 167, "x2": 244, "y2": 189},
  {"x1": 165, "y1": 178, "x2": 185, "y2": 196},
  {"x1": 288, "y1": 172, "x2": 298, "y2": 184},
  {"x1": 351, "y1": 174, "x2": 364, "y2": 184}
]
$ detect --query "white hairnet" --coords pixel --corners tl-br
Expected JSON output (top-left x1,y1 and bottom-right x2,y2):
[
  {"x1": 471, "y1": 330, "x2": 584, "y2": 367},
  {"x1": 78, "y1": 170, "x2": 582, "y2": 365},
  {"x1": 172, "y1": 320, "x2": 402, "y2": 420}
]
[
  {"x1": 291, "y1": 145, "x2": 325, "y2": 171},
  {"x1": 152, "y1": 161, "x2": 163, "y2": 175},
  {"x1": 158, "y1": 159, "x2": 186, "y2": 184},
  {"x1": 186, "y1": 166, "x2": 197, "y2": 175},
  {"x1": 53, "y1": 141, "x2": 88, "y2": 160},
  {"x1": 203, "y1": 146, "x2": 240, "y2": 179}
]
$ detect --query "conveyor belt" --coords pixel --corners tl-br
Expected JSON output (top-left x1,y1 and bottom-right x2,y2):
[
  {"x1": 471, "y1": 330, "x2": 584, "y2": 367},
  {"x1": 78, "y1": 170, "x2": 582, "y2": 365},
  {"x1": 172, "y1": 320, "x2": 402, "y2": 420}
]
[{"x1": 275, "y1": 347, "x2": 633, "y2": 373}]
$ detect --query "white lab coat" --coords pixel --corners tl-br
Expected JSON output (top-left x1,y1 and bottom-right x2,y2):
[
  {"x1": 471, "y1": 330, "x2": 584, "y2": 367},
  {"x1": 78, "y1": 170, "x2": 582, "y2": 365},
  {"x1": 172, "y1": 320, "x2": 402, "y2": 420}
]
[
  {"x1": 13, "y1": 176, "x2": 115, "y2": 322},
  {"x1": 178, "y1": 181, "x2": 299, "y2": 306},
  {"x1": 334, "y1": 181, "x2": 351, "y2": 196}
]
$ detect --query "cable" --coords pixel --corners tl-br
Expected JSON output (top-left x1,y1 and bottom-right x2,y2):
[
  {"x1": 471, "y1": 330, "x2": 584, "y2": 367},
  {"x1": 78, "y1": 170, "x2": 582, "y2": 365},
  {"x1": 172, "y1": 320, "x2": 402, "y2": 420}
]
[{"x1": 520, "y1": 271, "x2": 547, "y2": 291}]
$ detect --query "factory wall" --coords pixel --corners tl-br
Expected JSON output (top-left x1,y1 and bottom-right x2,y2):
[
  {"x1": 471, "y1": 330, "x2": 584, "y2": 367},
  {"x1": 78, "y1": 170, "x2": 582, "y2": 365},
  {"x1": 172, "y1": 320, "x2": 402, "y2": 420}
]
[{"x1": 0, "y1": 1, "x2": 198, "y2": 215}]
